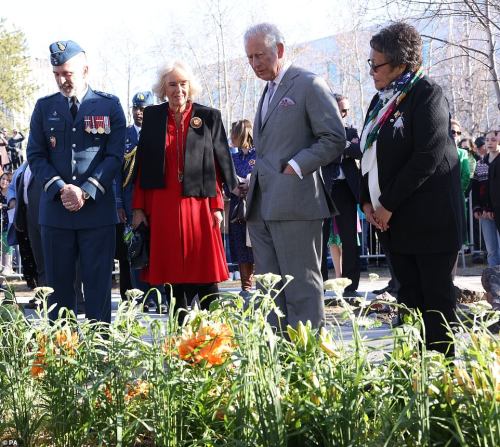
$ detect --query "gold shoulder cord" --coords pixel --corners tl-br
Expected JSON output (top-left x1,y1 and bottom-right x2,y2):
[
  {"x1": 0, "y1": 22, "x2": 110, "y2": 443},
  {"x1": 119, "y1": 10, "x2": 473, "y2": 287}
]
[{"x1": 123, "y1": 146, "x2": 137, "y2": 187}]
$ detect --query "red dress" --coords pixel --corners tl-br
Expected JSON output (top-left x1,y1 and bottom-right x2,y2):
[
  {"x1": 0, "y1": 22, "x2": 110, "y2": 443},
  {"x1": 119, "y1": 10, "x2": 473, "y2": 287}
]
[{"x1": 132, "y1": 103, "x2": 229, "y2": 285}]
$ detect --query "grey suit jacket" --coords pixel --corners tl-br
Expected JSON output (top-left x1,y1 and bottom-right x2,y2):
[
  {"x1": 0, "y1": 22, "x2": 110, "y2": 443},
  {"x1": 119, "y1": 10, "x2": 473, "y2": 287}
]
[{"x1": 246, "y1": 65, "x2": 346, "y2": 221}]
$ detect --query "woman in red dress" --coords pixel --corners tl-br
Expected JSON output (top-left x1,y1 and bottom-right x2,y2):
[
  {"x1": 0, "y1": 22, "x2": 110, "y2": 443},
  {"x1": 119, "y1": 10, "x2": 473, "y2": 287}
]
[{"x1": 132, "y1": 61, "x2": 238, "y2": 315}]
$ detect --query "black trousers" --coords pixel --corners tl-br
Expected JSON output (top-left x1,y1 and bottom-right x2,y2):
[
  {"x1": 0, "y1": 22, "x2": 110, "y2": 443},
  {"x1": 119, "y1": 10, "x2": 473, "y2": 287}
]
[
  {"x1": 41, "y1": 225, "x2": 115, "y2": 323},
  {"x1": 329, "y1": 180, "x2": 360, "y2": 292},
  {"x1": 115, "y1": 223, "x2": 133, "y2": 300},
  {"x1": 378, "y1": 233, "x2": 400, "y2": 292},
  {"x1": 166, "y1": 283, "x2": 219, "y2": 323},
  {"x1": 391, "y1": 251, "x2": 457, "y2": 355}
]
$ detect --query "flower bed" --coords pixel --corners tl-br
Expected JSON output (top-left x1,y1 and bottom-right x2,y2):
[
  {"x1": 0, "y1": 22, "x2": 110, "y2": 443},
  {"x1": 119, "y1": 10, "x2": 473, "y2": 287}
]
[{"x1": 0, "y1": 275, "x2": 499, "y2": 446}]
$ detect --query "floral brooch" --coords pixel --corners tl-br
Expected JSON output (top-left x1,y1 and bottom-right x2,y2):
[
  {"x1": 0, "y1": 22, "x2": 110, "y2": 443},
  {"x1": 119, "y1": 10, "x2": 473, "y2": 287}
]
[{"x1": 392, "y1": 111, "x2": 404, "y2": 138}]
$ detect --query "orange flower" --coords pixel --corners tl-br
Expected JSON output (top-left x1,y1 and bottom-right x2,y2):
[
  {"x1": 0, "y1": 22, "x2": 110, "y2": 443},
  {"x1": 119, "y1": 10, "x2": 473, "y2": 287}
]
[
  {"x1": 54, "y1": 328, "x2": 79, "y2": 355},
  {"x1": 31, "y1": 333, "x2": 47, "y2": 378},
  {"x1": 104, "y1": 386, "x2": 113, "y2": 403},
  {"x1": 125, "y1": 379, "x2": 150, "y2": 402},
  {"x1": 177, "y1": 320, "x2": 234, "y2": 367},
  {"x1": 31, "y1": 352, "x2": 46, "y2": 378}
]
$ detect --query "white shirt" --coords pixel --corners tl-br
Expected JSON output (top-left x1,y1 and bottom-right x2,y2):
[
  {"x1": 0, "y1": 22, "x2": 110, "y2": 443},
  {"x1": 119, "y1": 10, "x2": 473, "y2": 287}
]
[
  {"x1": 133, "y1": 124, "x2": 141, "y2": 139},
  {"x1": 23, "y1": 165, "x2": 31, "y2": 205},
  {"x1": 66, "y1": 86, "x2": 89, "y2": 109},
  {"x1": 261, "y1": 61, "x2": 292, "y2": 118}
]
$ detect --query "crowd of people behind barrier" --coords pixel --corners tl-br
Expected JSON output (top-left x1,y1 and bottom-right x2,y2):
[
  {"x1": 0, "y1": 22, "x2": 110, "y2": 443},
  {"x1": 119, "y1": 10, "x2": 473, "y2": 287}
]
[{"x1": 1, "y1": 20, "x2": 499, "y2": 356}]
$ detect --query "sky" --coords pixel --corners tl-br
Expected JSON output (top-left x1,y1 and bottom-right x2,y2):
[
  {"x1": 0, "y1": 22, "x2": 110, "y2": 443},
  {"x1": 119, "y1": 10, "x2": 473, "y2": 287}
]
[
  {"x1": 2, "y1": 0, "x2": 391, "y2": 120},
  {"x1": 4, "y1": 0, "x2": 360, "y2": 59}
]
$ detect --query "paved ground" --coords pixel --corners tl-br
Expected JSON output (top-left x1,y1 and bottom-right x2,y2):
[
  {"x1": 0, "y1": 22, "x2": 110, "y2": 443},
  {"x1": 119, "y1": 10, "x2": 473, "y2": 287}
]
[{"x1": 5, "y1": 260, "x2": 487, "y2": 347}]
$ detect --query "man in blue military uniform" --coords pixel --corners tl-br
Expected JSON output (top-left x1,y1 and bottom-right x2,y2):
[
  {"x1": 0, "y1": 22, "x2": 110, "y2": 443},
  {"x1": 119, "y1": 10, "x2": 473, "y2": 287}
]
[
  {"x1": 115, "y1": 91, "x2": 153, "y2": 301},
  {"x1": 27, "y1": 40, "x2": 126, "y2": 322}
]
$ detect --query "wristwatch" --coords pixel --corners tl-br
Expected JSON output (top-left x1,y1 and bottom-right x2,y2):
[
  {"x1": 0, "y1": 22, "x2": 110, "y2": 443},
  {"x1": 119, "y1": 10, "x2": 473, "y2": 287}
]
[{"x1": 81, "y1": 189, "x2": 90, "y2": 200}]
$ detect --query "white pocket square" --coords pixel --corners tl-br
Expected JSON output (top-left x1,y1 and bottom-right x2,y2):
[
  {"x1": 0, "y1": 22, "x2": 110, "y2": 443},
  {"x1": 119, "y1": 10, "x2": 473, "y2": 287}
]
[{"x1": 279, "y1": 97, "x2": 296, "y2": 107}]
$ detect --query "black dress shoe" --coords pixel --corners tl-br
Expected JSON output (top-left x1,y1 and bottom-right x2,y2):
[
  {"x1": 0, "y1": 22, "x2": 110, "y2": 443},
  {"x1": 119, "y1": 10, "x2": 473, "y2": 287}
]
[
  {"x1": 371, "y1": 285, "x2": 390, "y2": 295},
  {"x1": 342, "y1": 290, "x2": 363, "y2": 305},
  {"x1": 157, "y1": 303, "x2": 168, "y2": 314},
  {"x1": 24, "y1": 298, "x2": 41, "y2": 310},
  {"x1": 142, "y1": 298, "x2": 159, "y2": 313},
  {"x1": 343, "y1": 290, "x2": 363, "y2": 298}
]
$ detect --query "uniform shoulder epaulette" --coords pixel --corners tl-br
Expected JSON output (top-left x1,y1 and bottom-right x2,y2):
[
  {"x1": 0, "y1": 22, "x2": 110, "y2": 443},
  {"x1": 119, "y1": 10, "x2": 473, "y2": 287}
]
[
  {"x1": 39, "y1": 92, "x2": 60, "y2": 101},
  {"x1": 93, "y1": 90, "x2": 116, "y2": 100}
]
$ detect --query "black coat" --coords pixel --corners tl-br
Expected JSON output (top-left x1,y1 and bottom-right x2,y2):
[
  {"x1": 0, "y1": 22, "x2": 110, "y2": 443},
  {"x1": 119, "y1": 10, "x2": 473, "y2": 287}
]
[
  {"x1": 137, "y1": 102, "x2": 238, "y2": 196},
  {"x1": 488, "y1": 154, "x2": 500, "y2": 210},
  {"x1": 322, "y1": 126, "x2": 362, "y2": 201},
  {"x1": 360, "y1": 75, "x2": 464, "y2": 254}
]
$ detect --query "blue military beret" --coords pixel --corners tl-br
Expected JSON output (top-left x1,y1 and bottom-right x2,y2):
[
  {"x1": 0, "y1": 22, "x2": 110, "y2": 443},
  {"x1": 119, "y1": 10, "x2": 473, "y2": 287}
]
[
  {"x1": 49, "y1": 40, "x2": 84, "y2": 66},
  {"x1": 132, "y1": 91, "x2": 154, "y2": 108}
]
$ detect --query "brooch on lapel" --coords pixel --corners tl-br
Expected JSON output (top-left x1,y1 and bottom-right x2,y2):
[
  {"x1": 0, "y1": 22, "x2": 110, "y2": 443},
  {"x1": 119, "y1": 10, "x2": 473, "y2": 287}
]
[
  {"x1": 249, "y1": 159, "x2": 255, "y2": 166},
  {"x1": 190, "y1": 117, "x2": 202, "y2": 128},
  {"x1": 392, "y1": 111, "x2": 404, "y2": 138},
  {"x1": 279, "y1": 97, "x2": 295, "y2": 107}
]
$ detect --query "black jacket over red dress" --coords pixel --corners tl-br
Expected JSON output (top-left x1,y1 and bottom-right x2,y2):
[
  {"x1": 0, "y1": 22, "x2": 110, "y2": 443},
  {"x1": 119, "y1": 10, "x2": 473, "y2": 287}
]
[{"x1": 133, "y1": 102, "x2": 238, "y2": 285}]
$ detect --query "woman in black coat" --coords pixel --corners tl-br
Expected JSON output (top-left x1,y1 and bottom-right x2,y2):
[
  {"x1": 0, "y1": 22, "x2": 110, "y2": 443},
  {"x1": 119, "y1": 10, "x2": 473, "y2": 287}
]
[
  {"x1": 132, "y1": 61, "x2": 238, "y2": 315},
  {"x1": 360, "y1": 23, "x2": 464, "y2": 355}
]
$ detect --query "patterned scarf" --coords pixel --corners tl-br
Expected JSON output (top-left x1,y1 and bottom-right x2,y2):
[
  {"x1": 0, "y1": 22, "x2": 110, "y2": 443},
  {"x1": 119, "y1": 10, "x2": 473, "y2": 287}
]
[
  {"x1": 360, "y1": 68, "x2": 424, "y2": 210},
  {"x1": 362, "y1": 68, "x2": 424, "y2": 153}
]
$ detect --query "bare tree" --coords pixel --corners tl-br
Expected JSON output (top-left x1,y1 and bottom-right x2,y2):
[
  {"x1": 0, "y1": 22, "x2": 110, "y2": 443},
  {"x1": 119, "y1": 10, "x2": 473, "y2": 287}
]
[{"x1": 379, "y1": 0, "x2": 500, "y2": 118}]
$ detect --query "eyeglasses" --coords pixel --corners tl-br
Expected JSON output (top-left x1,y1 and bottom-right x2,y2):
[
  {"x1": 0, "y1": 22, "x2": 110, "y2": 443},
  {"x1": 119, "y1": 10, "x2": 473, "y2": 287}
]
[
  {"x1": 451, "y1": 130, "x2": 462, "y2": 136},
  {"x1": 367, "y1": 59, "x2": 391, "y2": 72}
]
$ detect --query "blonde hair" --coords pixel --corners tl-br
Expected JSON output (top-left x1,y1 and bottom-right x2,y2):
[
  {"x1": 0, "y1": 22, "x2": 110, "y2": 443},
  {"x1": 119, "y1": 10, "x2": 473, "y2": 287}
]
[
  {"x1": 152, "y1": 61, "x2": 202, "y2": 101},
  {"x1": 231, "y1": 119, "x2": 253, "y2": 149}
]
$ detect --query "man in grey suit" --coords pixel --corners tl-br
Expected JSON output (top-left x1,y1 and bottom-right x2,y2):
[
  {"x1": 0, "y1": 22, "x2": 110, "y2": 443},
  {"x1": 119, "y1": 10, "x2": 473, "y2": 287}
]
[{"x1": 243, "y1": 23, "x2": 345, "y2": 329}]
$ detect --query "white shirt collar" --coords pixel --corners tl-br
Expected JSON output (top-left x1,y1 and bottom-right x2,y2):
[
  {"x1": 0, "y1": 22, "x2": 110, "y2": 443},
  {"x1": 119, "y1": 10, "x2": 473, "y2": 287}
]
[
  {"x1": 270, "y1": 61, "x2": 292, "y2": 89},
  {"x1": 67, "y1": 85, "x2": 89, "y2": 105},
  {"x1": 133, "y1": 124, "x2": 141, "y2": 136}
]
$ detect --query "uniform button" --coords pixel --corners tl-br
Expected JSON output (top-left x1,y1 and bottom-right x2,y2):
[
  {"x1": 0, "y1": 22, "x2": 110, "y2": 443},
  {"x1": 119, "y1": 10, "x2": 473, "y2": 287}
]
[
  {"x1": 50, "y1": 127, "x2": 54, "y2": 131},
  {"x1": 72, "y1": 176, "x2": 77, "y2": 180},
  {"x1": 72, "y1": 128, "x2": 76, "y2": 132},
  {"x1": 72, "y1": 143, "x2": 76, "y2": 148},
  {"x1": 72, "y1": 160, "x2": 77, "y2": 164}
]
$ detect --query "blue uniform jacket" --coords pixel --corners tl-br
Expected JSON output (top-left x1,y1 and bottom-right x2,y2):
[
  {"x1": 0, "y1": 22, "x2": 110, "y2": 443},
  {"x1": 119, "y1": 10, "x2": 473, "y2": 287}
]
[
  {"x1": 27, "y1": 88, "x2": 126, "y2": 229},
  {"x1": 114, "y1": 124, "x2": 139, "y2": 221}
]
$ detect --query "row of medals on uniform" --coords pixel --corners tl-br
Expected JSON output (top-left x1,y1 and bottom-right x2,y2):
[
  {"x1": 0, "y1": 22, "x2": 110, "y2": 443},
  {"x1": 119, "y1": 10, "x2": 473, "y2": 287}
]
[{"x1": 84, "y1": 116, "x2": 111, "y2": 134}]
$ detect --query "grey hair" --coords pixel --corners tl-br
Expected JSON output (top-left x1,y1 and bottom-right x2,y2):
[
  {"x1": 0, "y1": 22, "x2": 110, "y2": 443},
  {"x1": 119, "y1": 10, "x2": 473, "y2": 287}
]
[
  {"x1": 334, "y1": 93, "x2": 347, "y2": 103},
  {"x1": 152, "y1": 60, "x2": 202, "y2": 101},
  {"x1": 244, "y1": 23, "x2": 285, "y2": 49}
]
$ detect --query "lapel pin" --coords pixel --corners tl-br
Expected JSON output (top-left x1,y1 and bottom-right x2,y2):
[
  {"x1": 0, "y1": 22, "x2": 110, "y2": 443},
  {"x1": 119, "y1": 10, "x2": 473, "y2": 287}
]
[{"x1": 190, "y1": 117, "x2": 202, "y2": 129}]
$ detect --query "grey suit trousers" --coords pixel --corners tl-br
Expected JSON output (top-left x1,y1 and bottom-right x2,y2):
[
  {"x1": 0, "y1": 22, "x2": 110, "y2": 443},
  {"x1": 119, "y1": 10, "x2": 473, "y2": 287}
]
[{"x1": 248, "y1": 187, "x2": 325, "y2": 329}]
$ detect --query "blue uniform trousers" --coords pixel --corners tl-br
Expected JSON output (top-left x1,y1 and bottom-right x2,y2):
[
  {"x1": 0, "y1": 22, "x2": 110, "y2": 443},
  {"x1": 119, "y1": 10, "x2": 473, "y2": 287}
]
[{"x1": 41, "y1": 224, "x2": 115, "y2": 323}]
